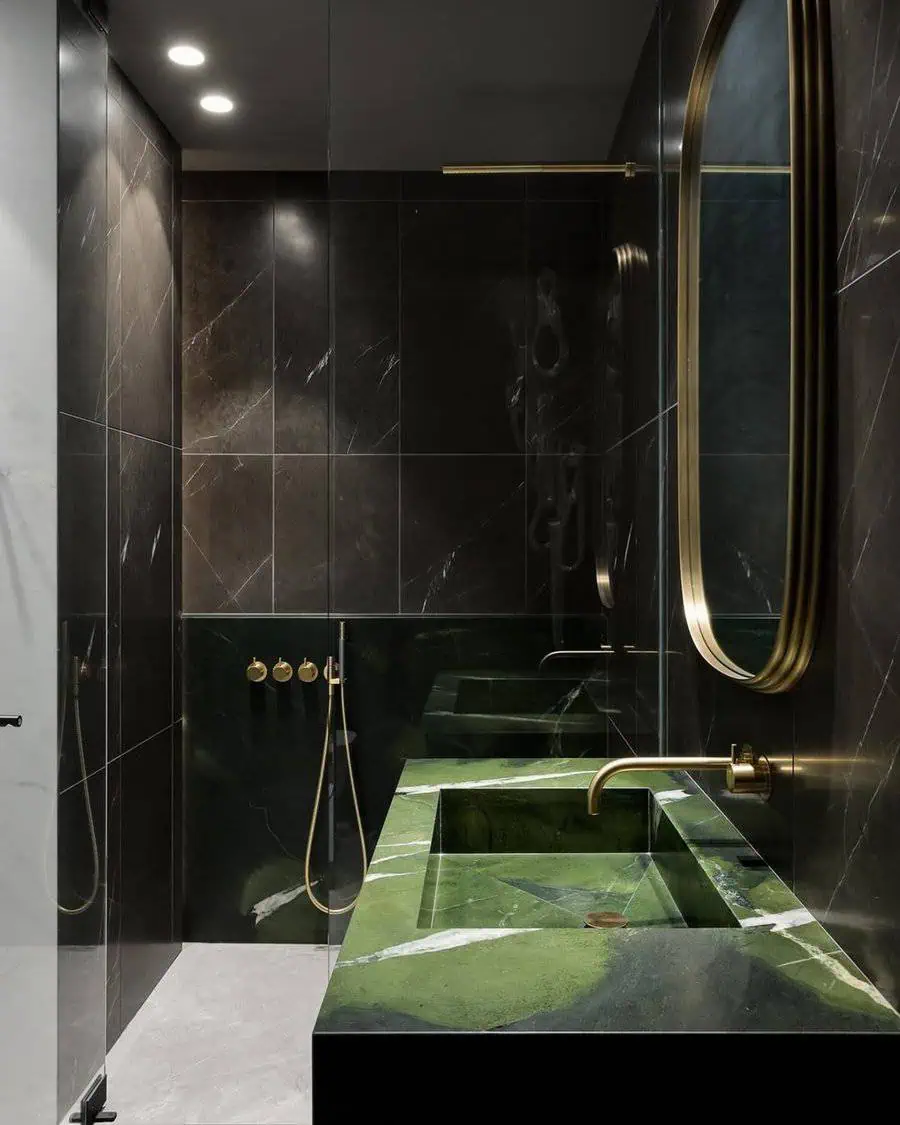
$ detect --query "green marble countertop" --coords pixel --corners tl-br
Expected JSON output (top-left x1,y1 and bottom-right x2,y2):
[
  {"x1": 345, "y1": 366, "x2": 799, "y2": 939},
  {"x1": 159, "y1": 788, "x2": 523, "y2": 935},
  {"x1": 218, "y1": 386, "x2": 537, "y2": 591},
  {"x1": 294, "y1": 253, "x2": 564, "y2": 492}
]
[{"x1": 315, "y1": 758, "x2": 900, "y2": 1034}]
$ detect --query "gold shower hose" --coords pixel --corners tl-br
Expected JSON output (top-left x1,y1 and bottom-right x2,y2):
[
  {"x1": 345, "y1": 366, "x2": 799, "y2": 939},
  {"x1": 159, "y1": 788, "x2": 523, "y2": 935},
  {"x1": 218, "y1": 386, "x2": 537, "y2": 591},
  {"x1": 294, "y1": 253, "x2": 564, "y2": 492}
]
[{"x1": 303, "y1": 651, "x2": 368, "y2": 915}]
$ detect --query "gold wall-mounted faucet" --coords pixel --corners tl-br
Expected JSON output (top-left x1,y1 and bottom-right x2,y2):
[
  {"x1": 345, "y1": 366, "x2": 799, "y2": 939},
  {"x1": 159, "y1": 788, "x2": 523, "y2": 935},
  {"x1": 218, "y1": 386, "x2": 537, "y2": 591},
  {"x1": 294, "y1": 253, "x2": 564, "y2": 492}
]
[
  {"x1": 587, "y1": 744, "x2": 770, "y2": 815},
  {"x1": 246, "y1": 658, "x2": 268, "y2": 683}
]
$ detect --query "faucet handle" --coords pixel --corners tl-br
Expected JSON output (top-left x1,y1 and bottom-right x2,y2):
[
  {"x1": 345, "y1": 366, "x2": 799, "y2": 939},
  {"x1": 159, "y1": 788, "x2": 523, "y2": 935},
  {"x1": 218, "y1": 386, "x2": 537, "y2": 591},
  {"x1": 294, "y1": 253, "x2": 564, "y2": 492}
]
[{"x1": 246, "y1": 658, "x2": 267, "y2": 683}]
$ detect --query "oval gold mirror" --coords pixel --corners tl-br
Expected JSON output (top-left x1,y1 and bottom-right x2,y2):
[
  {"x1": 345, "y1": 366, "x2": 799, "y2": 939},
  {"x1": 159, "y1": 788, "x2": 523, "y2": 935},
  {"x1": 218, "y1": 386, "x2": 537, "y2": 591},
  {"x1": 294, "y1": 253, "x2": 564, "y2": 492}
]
[{"x1": 677, "y1": 0, "x2": 831, "y2": 692}]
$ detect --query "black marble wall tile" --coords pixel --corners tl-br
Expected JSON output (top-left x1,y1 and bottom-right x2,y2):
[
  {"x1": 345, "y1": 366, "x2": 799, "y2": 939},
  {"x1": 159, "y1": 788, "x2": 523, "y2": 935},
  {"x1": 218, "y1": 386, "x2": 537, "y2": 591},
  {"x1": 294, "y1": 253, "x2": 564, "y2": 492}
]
[
  {"x1": 401, "y1": 172, "x2": 525, "y2": 202},
  {"x1": 273, "y1": 456, "x2": 328, "y2": 613},
  {"x1": 833, "y1": 0, "x2": 900, "y2": 290},
  {"x1": 184, "y1": 620, "x2": 332, "y2": 944},
  {"x1": 120, "y1": 728, "x2": 179, "y2": 1030},
  {"x1": 107, "y1": 93, "x2": 123, "y2": 434},
  {"x1": 108, "y1": 62, "x2": 178, "y2": 165},
  {"x1": 182, "y1": 201, "x2": 274, "y2": 453},
  {"x1": 400, "y1": 456, "x2": 527, "y2": 614},
  {"x1": 106, "y1": 751, "x2": 123, "y2": 1047},
  {"x1": 329, "y1": 171, "x2": 401, "y2": 201},
  {"x1": 793, "y1": 247, "x2": 900, "y2": 1005},
  {"x1": 183, "y1": 455, "x2": 273, "y2": 613},
  {"x1": 182, "y1": 171, "x2": 273, "y2": 202},
  {"x1": 526, "y1": 201, "x2": 606, "y2": 453},
  {"x1": 117, "y1": 113, "x2": 174, "y2": 443},
  {"x1": 104, "y1": 60, "x2": 183, "y2": 1052},
  {"x1": 525, "y1": 454, "x2": 607, "y2": 624},
  {"x1": 698, "y1": 453, "x2": 788, "y2": 616},
  {"x1": 525, "y1": 173, "x2": 609, "y2": 202},
  {"x1": 57, "y1": 8, "x2": 110, "y2": 1112},
  {"x1": 400, "y1": 202, "x2": 526, "y2": 453},
  {"x1": 58, "y1": 416, "x2": 106, "y2": 617},
  {"x1": 274, "y1": 200, "x2": 330, "y2": 454},
  {"x1": 332, "y1": 456, "x2": 400, "y2": 614},
  {"x1": 57, "y1": 772, "x2": 107, "y2": 1123},
  {"x1": 58, "y1": 18, "x2": 107, "y2": 425},
  {"x1": 120, "y1": 435, "x2": 174, "y2": 751},
  {"x1": 58, "y1": 615, "x2": 107, "y2": 790},
  {"x1": 331, "y1": 202, "x2": 400, "y2": 454}
]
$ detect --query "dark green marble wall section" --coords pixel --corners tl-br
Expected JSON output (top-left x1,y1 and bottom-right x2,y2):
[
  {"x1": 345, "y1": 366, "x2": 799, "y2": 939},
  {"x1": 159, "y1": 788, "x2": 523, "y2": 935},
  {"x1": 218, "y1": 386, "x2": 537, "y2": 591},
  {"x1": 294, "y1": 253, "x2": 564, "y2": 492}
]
[{"x1": 182, "y1": 613, "x2": 656, "y2": 942}]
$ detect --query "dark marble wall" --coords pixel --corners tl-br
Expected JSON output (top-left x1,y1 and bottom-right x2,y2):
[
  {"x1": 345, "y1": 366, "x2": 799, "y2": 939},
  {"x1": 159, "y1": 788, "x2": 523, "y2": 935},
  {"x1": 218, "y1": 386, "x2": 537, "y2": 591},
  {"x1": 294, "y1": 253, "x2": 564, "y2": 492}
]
[
  {"x1": 106, "y1": 64, "x2": 182, "y2": 1045},
  {"x1": 181, "y1": 171, "x2": 614, "y2": 624},
  {"x1": 790, "y1": 0, "x2": 900, "y2": 1008},
  {"x1": 180, "y1": 169, "x2": 665, "y2": 942},
  {"x1": 651, "y1": 0, "x2": 900, "y2": 1008},
  {"x1": 602, "y1": 10, "x2": 664, "y2": 753},
  {"x1": 57, "y1": 3, "x2": 109, "y2": 1115}
]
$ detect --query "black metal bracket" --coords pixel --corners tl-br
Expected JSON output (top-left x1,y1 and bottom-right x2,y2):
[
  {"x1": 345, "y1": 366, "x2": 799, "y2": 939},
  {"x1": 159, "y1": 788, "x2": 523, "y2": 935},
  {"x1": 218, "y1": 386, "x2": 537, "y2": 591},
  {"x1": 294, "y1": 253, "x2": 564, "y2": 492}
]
[
  {"x1": 69, "y1": 1074, "x2": 117, "y2": 1124},
  {"x1": 0, "y1": 715, "x2": 22, "y2": 727}
]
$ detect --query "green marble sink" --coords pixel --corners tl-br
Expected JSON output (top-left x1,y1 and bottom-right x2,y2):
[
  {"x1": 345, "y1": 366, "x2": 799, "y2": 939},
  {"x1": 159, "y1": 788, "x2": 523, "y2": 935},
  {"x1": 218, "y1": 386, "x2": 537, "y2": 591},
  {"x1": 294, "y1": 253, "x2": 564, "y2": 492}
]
[
  {"x1": 316, "y1": 758, "x2": 900, "y2": 1036},
  {"x1": 418, "y1": 788, "x2": 735, "y2": 929}
]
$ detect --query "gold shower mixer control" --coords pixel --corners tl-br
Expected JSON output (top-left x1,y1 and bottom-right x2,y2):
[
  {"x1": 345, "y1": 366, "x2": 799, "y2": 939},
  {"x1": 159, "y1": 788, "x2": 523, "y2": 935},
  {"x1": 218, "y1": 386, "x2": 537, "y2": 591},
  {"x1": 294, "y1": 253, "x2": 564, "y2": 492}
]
[
  {"x1": 297, "y1": 659, "x2": 319, "y2": 683},
  {"x1": 246, "y1": 658, "x2": 268, "y2": 683},
  {"x1": 272, "y1": 659, "x2": 294, "y2": 683}
]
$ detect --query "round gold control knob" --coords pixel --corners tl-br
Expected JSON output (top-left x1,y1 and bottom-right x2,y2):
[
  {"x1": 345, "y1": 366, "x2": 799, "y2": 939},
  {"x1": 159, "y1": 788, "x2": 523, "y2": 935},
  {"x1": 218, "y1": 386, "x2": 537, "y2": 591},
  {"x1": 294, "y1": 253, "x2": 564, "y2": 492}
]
[
  {"x1": 272, "y1": 658, "x2": 293, "y2": 683},
  {"x1": 246, "y1": 658, "x2": 267, "y2": 684},
  {"x1": 297, "y1": 658, "x2": 319, "y2": 683}
]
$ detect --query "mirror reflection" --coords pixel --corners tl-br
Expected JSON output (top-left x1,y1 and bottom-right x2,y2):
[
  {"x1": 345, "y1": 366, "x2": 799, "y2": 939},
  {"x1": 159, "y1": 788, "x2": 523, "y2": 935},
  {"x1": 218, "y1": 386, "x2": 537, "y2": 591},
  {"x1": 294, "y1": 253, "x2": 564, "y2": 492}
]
[{"x1": 696, "y1": 0, "x2": 792, "y2": 674}]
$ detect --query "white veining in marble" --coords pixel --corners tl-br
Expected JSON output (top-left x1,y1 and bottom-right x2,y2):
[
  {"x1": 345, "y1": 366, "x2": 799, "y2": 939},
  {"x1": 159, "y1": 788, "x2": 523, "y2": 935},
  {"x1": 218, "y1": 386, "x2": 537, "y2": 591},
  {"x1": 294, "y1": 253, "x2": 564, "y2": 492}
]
[
  {"x1": 397, "y1": 768, "x2": 597, "y2": 795},
  {"x1": 779, "y1": 928, "x2": 899, "y2": 1014},
  {"x1": 339, "y1": 927, "x2": 540, "y2": 968},
  {"x1": 250, "y1": 881, "x2": 317, "y2": 926},
  {"x1": 363, "y1": 870, "x2": 416, "y2": 883},
  {"x1": 106, "y1": 944, "x2": 331, "y2": 1125},
  {"x1": 740, "y1": 907, "x2": 816, "y2": 931},
  {"x1": 369, "y1": 848, "x2": 427, "y2": 865},
  {"x1": 654, "y1": 788, "x2": 691, "y2": 805}
]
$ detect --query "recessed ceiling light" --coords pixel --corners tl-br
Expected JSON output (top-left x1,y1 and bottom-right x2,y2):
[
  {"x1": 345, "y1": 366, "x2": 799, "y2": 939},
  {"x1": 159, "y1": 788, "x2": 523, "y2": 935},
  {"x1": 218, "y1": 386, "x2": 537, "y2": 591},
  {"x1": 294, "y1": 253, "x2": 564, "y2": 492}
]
[
  {"x1": 167, "y1": 43, "x2": 206, "y2": 67},
  {"x1": 199, "y1": 93, "x2": 234, "y2": 115}
]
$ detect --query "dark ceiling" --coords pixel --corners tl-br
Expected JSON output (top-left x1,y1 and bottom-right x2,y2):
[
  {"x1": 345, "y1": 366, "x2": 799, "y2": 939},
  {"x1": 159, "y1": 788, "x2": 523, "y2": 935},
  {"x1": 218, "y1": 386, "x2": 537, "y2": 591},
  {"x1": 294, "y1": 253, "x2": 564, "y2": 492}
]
[{"x1": 108, "y1": 0, "x2": 657, "y2": 170}]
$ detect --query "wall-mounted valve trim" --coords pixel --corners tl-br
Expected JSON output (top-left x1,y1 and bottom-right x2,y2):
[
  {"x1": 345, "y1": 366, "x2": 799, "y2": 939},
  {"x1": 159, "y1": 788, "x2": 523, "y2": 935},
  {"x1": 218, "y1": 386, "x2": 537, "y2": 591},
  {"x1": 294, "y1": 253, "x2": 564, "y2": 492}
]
[
  {"x1": 297, "y1": 659, "x2": 319, "y2": 683},
  {"x1": 272, "y1": 659, "x2": 293, "y2": 683},
  {"x1": 246, "y1": 658, "x2": 267, "y2": 683}
]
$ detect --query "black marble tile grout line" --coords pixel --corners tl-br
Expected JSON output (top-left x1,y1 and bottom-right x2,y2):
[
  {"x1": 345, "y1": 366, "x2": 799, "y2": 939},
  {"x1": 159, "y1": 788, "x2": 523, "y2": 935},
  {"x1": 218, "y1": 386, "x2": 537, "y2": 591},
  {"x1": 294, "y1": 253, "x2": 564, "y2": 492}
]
[
  {"x1": 271, "y1": 200, "x2": 277, "y2": 614},
  {"x1": 62, "y1": 720, "x2": 181, "y2": 797}
]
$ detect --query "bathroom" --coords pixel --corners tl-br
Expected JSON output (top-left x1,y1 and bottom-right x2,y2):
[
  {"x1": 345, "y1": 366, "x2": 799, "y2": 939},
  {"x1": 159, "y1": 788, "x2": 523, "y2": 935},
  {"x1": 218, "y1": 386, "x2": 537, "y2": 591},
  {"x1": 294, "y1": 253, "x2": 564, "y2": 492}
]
[{"x1": 2, "y1": 0, "x2": 898, "y2": 1121}]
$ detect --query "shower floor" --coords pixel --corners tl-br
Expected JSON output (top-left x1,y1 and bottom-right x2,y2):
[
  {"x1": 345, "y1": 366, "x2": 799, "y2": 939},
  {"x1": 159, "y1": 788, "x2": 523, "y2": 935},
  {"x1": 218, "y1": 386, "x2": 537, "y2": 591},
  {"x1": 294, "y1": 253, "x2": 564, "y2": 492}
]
[{"x1": 105, "y1": 943, "x2": 333, "y2": 1125}]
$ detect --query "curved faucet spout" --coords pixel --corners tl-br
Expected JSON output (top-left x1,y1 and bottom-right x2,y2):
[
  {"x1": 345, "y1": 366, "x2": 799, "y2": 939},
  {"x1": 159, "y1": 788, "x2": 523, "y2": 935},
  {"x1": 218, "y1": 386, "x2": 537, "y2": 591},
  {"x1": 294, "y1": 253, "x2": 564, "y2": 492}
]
[{"x1": 587, "y1": 747, "x2": 770, "y2": 815}]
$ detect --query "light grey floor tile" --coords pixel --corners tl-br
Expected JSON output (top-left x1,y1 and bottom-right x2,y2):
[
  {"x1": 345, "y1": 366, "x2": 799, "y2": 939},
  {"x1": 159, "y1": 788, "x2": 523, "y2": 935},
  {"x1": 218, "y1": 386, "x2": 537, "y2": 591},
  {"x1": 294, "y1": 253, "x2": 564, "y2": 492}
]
[{"x1": 106, "y1": 944, "x2": 331, "y2": 1125}]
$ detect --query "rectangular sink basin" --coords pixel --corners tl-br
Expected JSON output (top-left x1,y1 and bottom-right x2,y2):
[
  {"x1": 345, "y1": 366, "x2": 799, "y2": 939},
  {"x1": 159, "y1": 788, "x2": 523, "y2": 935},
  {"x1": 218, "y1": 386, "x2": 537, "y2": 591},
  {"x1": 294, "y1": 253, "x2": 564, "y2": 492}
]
[{"x1": 418, "y1": 788, "x2": 738, "y2": 931}]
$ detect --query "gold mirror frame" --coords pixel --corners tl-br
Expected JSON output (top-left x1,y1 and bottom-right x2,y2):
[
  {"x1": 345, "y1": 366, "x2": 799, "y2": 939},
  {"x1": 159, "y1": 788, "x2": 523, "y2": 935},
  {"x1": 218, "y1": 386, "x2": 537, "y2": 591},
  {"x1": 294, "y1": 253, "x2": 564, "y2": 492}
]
[{"x1": 677, "y1": 0, "x2": 832, "y2": 692}]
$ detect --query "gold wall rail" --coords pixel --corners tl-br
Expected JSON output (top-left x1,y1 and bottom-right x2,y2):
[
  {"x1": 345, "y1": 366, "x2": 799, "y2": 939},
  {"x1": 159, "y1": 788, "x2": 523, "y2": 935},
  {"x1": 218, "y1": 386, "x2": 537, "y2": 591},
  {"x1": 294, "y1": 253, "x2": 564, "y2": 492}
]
[
  {"x1": 441, "y1": 162, "x2": 789, "y2": 176},
  {"x1": 441, "y1": 162, "x2": 648, "y2": 177}
]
